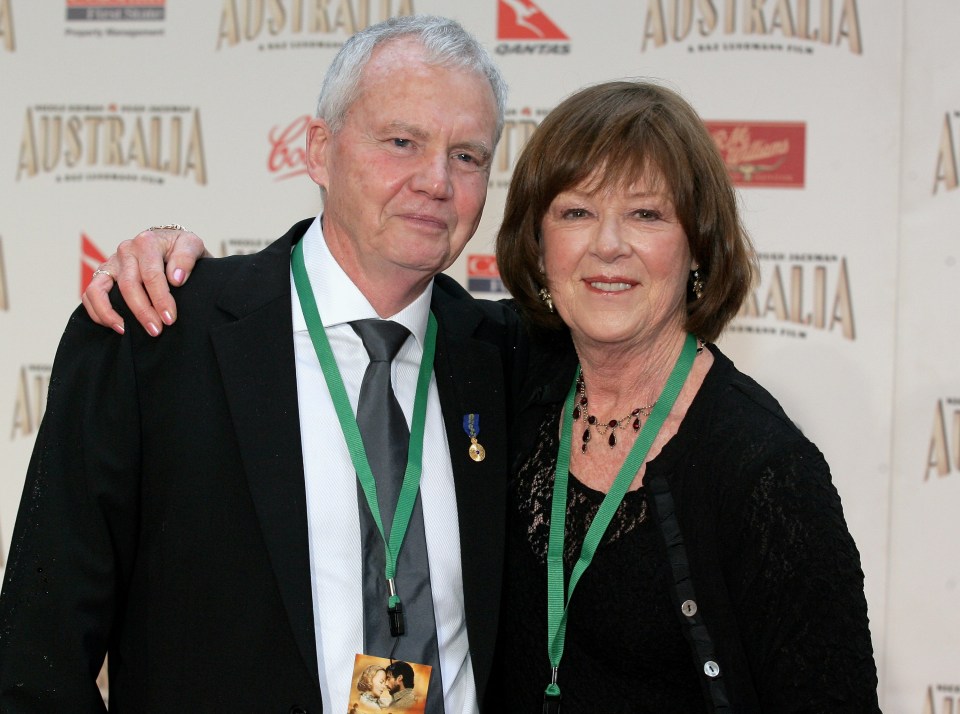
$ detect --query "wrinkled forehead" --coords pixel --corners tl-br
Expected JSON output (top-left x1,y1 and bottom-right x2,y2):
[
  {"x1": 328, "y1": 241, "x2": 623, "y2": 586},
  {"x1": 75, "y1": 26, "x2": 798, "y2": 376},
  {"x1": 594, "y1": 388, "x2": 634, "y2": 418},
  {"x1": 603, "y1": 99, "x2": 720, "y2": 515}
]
[
  {"x1": 365, "y1": 35, "x2": 424, "y2": 69},
  {"x1": 364, "y1": 38, "x2": 497, "y2": 107}
]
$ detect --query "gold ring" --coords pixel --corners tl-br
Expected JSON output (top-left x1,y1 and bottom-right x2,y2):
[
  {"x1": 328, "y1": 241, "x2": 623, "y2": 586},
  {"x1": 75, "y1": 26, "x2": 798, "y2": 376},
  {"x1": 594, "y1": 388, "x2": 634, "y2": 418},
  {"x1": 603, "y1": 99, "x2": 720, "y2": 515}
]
[
  {"x1": 147, "y1": 224, "x2": 187, "y2": 231},
  {"x1": 92, "y1": 268, "x2": 115, "y2": 281}
]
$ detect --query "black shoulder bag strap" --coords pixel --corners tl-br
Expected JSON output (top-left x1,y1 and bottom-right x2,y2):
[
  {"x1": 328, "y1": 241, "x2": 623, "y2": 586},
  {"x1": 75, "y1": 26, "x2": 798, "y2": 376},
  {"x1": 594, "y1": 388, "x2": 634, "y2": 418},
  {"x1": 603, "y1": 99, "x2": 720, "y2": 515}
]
[{"x1": 646, "y1": 471, "x2": 733, "y2": 712}]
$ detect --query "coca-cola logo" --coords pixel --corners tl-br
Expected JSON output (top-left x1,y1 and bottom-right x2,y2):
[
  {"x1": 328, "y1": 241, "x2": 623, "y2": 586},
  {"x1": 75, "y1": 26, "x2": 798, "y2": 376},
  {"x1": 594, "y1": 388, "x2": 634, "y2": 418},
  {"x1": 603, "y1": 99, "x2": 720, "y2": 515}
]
[{"x1": 268, "y1": 114, "x2": 310, "y2": 181}]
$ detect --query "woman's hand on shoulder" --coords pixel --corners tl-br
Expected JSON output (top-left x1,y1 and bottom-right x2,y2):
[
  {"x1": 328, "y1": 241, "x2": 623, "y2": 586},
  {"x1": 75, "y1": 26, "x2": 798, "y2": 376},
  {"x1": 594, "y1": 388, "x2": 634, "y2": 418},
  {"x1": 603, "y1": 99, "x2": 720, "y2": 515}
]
[{"x1": 81, "y1": 226, "x2": 209, "y2": 336}]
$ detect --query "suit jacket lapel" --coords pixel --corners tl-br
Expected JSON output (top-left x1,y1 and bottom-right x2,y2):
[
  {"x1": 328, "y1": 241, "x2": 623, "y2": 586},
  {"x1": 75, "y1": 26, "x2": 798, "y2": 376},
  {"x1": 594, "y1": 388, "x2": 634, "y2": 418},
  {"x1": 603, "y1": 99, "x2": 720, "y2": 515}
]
[
  {"x1": 210, "y1": 219, "x2": 320, "y2": 687},
  {"x1": 430, "y1": 280, "x2": 510, "y2": 700}
]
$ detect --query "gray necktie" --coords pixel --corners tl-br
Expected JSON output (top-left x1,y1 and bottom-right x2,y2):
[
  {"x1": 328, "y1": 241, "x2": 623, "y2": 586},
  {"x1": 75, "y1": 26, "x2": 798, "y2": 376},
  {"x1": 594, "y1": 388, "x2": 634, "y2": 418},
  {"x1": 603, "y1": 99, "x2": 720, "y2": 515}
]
[{"x1": 350, "y1": 319, "x2": 444, "y2": 713}]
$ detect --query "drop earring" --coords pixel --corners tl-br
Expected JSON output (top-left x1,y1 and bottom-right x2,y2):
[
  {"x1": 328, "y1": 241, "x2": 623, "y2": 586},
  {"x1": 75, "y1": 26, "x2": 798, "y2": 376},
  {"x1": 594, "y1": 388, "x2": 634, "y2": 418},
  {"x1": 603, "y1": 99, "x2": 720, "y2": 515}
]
[
  {"x1": 538, "y1": 287, "x2": 554, "y2": 313},
  {"x1": 690, "y1": 268, "x2": 704, "y2": 300}
]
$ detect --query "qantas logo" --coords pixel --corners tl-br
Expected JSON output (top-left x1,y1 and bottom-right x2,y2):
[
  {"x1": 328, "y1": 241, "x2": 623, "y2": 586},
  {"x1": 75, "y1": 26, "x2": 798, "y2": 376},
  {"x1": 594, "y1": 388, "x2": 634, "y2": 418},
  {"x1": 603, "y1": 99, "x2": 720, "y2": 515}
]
[
  {"x1": 81, "y1": 233, "x2": 107, "y2": 295},
  {"x1": 497, "y1": 0, "x2": 567, "y2": 40}
]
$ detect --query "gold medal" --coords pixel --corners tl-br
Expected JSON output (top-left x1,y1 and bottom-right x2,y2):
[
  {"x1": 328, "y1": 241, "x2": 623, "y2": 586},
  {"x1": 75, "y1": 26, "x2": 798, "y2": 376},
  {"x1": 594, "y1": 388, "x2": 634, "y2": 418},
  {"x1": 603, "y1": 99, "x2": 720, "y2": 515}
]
[
  {"x1": 463, "y1": 413, "x2": 486, "y2": 462},
  {"x1": 469, "y1": 438, "x2": 486, "y2": 462}
]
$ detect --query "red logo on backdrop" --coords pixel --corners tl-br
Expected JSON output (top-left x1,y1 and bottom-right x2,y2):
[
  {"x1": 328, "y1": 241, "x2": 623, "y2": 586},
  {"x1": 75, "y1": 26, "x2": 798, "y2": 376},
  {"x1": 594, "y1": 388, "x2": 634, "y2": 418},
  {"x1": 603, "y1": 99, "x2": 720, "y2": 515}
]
[
  {"x1": 467, "y1": 254, "x2": 506, "y2": 294},
  {"x1": 468, "y1": 255, "x2": 499, "y2": 277},
  {"x1": 81, "y1": 233, "x2": 107, "y2": 294},
  {"x1": 497, "y1": 0, "x2": 568, "y2": 40},
  {"x1": 268, "y1": 115, "x2": 310, "y2": 181},
  {"x1": 706, "y1": 121, "x2": 805, "y2": 188}
]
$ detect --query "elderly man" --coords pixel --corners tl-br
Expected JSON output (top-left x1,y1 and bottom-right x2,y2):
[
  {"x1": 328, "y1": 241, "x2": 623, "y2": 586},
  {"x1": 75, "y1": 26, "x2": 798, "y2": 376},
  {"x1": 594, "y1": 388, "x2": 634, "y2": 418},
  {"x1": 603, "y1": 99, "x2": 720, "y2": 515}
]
[{"x1": 0, "y1": 16, "x2": 526, "y2": 714}]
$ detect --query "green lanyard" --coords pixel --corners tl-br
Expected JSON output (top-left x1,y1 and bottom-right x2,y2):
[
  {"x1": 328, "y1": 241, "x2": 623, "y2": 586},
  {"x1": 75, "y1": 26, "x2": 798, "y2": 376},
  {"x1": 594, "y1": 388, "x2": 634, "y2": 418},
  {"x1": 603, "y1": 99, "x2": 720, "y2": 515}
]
[
  {"x1": 544, "y1": 332, "x2": 698, "y2": 703},
  {"x1": 291, "y1": 240, "x2": 438, "y2": 624}
]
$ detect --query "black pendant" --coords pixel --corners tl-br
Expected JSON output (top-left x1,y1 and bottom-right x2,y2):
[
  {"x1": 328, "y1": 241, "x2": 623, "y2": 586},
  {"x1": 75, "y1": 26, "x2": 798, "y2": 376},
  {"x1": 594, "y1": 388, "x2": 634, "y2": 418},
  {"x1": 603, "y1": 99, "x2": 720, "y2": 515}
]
[
  {"x1": 542, "y1": 692, "x2": 562, "y2": 714},
  {"x1": 388, "y1": 602, "x2": 405, "y2": 637}
]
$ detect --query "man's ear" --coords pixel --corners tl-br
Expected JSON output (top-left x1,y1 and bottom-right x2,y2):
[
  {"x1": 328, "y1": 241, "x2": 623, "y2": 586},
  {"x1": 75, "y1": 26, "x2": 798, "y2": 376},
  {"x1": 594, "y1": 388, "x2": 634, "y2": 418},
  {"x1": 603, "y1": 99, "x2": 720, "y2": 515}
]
[{"x1": 306, "y1": 118, "x2": 332, "y2": 189}]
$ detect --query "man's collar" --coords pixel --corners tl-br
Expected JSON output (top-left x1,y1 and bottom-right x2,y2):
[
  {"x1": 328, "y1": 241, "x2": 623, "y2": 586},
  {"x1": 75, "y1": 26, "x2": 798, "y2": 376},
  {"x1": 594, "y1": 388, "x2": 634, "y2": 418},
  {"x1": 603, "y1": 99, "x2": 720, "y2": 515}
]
[{"x1": 292, "y1": 214, "x2": 433, "y2": 346}]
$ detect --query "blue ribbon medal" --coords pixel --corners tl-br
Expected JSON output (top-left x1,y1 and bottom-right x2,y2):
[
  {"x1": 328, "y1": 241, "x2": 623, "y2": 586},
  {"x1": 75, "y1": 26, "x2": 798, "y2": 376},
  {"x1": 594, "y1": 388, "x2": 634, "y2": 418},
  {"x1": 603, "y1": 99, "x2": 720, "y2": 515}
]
[{"x1": 462, "y1": 413, "x2": 485, "y2": 462}]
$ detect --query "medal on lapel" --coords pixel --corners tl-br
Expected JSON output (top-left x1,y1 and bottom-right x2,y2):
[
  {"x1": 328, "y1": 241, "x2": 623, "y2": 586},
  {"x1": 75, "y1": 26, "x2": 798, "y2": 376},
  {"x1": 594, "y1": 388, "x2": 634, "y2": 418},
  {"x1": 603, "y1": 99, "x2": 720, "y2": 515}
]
[{"x1": 462, "y1": 413, "x2": 485, "y2": 462}]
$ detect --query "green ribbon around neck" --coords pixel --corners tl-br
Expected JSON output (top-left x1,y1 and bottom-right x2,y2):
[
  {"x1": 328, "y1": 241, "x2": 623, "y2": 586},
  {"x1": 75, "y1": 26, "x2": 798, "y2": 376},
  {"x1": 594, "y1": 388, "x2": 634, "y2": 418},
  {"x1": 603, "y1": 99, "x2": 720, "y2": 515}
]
[
  {"x1": 291, "y1": 240, "x2": 438, "y2": 609},
  {"x1": 544, "y1": 332, "x2": 699, "y2": 699}
]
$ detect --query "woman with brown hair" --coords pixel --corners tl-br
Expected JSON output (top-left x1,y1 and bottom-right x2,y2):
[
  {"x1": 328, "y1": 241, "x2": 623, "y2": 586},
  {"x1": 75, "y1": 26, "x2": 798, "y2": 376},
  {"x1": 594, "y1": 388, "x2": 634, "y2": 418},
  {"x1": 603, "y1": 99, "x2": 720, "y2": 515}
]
[{"x1": 492, "y1": 80, "x2": 880, "y2": 712}]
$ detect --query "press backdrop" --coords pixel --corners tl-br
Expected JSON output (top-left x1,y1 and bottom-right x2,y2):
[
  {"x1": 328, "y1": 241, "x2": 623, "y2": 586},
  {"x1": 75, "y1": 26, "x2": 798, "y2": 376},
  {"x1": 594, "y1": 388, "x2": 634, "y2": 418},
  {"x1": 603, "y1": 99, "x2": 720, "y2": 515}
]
[{"x1": 1, "y1": 2, "x2": 957, "y2": 710}]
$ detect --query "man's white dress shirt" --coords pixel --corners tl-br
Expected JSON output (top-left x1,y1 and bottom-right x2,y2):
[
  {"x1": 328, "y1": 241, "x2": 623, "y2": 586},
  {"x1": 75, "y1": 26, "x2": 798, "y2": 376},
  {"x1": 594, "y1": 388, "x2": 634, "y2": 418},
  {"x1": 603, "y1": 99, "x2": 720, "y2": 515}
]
[{"x1": 292, "y1": 216, "x2": 478, "y2": 713}]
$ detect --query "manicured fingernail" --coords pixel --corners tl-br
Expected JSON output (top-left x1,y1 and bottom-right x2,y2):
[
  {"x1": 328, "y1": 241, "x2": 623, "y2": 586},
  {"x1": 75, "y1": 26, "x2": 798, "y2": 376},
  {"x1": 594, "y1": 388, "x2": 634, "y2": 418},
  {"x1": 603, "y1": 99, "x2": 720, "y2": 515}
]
[
  {"x1": 173, "y1": 268, "x2": 185, "y2": 284},
  {"x1": 162, "y1": 310, "x2": 174, "y2": 325},
  {"x1": 113, "y1": 322, "x2": 125, "y2": 335},
  {"x1": 147, "y1": 322, "x2": 160, "y2": 337}
]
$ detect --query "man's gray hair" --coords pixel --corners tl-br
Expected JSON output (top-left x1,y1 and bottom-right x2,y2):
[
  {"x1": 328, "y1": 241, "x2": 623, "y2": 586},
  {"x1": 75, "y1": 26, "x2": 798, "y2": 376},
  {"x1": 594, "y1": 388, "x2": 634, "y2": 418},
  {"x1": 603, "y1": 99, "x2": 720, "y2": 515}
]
[{"x1": 316, "y1": 15, "x2": 508, "y2": 143}]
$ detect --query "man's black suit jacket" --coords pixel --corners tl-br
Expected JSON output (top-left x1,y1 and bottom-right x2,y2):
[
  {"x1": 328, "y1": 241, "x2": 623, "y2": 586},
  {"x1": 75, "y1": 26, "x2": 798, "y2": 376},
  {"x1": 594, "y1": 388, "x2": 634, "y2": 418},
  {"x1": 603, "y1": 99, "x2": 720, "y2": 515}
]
[{"x1": 0, "y1": 219, "x2": 529, "y2": 713}]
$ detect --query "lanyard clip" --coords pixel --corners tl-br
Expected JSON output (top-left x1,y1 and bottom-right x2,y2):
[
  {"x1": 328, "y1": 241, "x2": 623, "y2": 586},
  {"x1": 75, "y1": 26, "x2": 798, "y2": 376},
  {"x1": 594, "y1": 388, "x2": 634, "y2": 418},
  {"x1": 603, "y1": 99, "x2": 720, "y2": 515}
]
[
  {"x1": 542, "y1": 692, "x2": 562, "y2": 714},
  {"x1": 386, "y1": 578, "x2": 405, "y2": 637},
  {"x1": 387, "y1": 602, "x2": 405, "y2": 637},
  {"x1": 542, "y1": 668, "x2": 561, "y2": 713}
]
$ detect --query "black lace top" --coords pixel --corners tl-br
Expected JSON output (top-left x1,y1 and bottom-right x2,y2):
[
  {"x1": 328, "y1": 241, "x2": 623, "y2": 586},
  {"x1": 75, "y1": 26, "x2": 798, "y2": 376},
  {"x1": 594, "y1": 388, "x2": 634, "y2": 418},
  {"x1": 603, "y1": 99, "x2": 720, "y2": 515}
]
[
  {"x1": 491, "y1": 345, "x2": 881, "y2": 713},
  {"x1": 497, "y1": 405, "x2": 704, "y2": 712}
]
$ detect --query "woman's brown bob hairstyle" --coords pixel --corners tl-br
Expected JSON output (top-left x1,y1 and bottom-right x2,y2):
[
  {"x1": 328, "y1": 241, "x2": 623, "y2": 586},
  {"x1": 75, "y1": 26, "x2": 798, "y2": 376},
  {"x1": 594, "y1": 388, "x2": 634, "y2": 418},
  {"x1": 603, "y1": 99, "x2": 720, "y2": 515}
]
[{"x1": 495, "y1": 80, "x2": 756, "y2": 343}]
